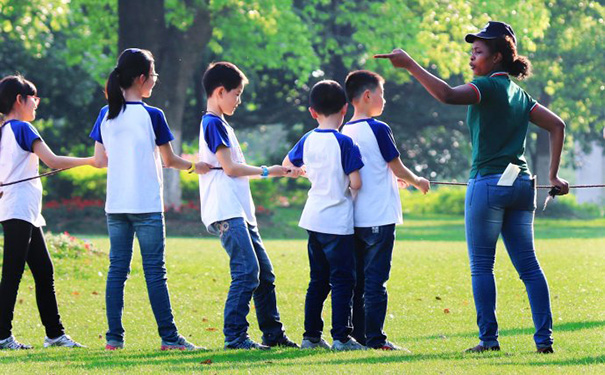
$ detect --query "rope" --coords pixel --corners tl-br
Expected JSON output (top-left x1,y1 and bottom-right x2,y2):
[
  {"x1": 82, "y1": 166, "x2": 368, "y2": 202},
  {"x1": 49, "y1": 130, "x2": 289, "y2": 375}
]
[
  {"x1": 430, "y1": 181, "x2": 605, "y2": 189},
  {"x1": 2, "y1": 170, "x2": 604, "y2": 190},
  {"x1": 0, "y1": 167, "x2": 71, "y2": 188}
]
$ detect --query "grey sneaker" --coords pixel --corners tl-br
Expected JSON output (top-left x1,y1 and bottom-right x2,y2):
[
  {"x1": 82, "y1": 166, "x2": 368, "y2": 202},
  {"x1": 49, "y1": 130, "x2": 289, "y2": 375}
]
[
  {"x1": 332, "y1": 337, "x2": 367, "y2": 351},
  {"x1": 0, "y1": 336, "x2": 32, "y2": 350},
  {"x1": 161, "y1": 335, "x2": 205, "y2": 351},
  {"x1": 301, "y1": 337, "x2": 331, "y2": 349},
  {"x1": 44, "y1": 334, "x2": 85, "y2": 348},
  {"x1": 224, "y1": 338, "x2": 270, "y2": 350}
]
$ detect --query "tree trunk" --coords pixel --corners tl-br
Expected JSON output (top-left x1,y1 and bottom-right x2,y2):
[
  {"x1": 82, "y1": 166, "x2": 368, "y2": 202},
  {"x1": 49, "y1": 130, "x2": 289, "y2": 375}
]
[
  {"x1": 117, "y1": 0, "x2": 212, "y2": 208},
  {"x1": 534, "y1": 94, "x2": 552, "y2": 206}
]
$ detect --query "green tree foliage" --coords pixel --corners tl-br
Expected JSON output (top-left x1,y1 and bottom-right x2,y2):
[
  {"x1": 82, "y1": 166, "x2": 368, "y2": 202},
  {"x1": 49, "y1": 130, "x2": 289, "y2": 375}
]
[{"x1": 2, "y1": 0, "x2": 602, "y2": 185}]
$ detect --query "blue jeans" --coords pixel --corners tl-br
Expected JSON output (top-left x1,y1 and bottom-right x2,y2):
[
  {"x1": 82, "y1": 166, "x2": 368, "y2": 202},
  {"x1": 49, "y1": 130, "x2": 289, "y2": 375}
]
[
  {"x1": 304, "y1": 231, "x2": 356, "y2": 342},
  {"x1": 213, "y1": 217, "x2": 285, "y2": 345},
  {"x1": 351, "y1": 224, "x2": 395, "y2": 348},
  {"x1": 465, "y1": 174, "x2": 553, "y2": 348},
  {"x1": 105, "y1": 213, "x2": 179, "y2": 343}
]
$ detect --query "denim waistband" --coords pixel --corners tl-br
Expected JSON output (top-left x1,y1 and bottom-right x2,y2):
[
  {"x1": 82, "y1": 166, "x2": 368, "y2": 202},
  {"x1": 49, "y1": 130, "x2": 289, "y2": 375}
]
[{"x1": 469, "y1": 172, "x2": 532, "y2": 183}]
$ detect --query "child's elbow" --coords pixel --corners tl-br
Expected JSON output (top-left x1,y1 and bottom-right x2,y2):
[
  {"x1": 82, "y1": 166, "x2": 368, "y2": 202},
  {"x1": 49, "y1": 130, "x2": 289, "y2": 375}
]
[{"x1": 222, "y1": 165, "x2": 237, "y2": 177}]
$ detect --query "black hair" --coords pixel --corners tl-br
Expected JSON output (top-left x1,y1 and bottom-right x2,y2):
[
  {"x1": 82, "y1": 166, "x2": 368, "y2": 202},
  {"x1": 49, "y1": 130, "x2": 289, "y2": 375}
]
[
  {"x1": 344, "y1": 70, "x2": 385, "y2": 102},
  {"x1": 105, "y1": 48, "x2": 154, "y2": 119},
  {"x1": 309, "y1": 80, "x2": 347, "y2": 116},
  {"x1": 202, "y1": 62, "x2": 249, "y2": 97},
  {"x1": 483, "y1": 36, "x2": 532, "y2": 80},
  {"x1": 0, "y1": 75, "x2": 37, "y2": 118}
]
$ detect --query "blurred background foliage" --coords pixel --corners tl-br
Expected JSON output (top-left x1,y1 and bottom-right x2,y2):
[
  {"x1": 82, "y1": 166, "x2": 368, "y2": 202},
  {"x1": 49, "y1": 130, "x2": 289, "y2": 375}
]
[{"x1": 1, "y1": 0, "x2": 603, "y2": 231}]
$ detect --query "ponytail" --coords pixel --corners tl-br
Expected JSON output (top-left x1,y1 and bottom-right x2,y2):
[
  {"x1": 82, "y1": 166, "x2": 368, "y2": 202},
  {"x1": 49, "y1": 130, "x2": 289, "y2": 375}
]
[
  {"x1": 508, "y1": 55, "x2": 532, "y2": 80},
  {"x1": 104, "y1": 48, "x2": 154, "y2": 120},
  {"x1": 106, "y1": 69, "x2": 125, "y2": 119},
  {"x1": 484, "y1": 36, "x2": 532, "y2": 80}
]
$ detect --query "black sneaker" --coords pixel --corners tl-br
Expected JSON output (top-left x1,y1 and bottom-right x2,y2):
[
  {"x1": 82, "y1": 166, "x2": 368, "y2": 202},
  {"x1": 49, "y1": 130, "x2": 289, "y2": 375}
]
[
  {"x1": 537, "y1": 346, "x2": 554, "y2": 354},
  {"x1": 224, "y1": 338, "x2": 270, "y2": 350},
  {"x1": 465, "y1": 344, "x2": 501, "y2": 353},
  {"x1": 263, "y1": 335, "x2": 300, "y2": 348}
]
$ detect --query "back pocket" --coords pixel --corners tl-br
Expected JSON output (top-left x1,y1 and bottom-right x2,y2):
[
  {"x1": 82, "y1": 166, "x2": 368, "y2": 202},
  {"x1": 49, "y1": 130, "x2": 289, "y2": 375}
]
[{"x1": 486, "y1": 184, "x2": 514, "y2": 209}]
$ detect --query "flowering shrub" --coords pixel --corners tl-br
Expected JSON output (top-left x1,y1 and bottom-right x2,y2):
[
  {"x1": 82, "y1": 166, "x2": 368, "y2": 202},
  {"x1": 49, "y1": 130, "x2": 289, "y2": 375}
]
[
  {"x1": 0, "y1": 232, "x2": 102, "y2": 260},
  {"x1": 45, "y1": 231, "x2": 103, "y2": 259}
]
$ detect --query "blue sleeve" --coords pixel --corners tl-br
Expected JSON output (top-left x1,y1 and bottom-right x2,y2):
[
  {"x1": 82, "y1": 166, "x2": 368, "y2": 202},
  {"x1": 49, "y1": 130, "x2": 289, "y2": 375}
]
[
  {"x1": 287, "y1": 131, "x2": 311, "y2": 167},
  {"x1": 203, "y1": 117, "x2": 231, "y2": 153},
  {"x1": 335, "y1": 133, "x2": 364, "y2": 175},
  {"x1": 145, "y1": 106, "x2": 175, "y2": 146},
  {"x1": 89, "y1": 106, "x2": 108, "y2": 144},
  {"x1": 369, "y1": 120, "x2": 400, "y2": 162},
  {"x1": 11, "y1": 121, "x2": 42, "y2": 152}
]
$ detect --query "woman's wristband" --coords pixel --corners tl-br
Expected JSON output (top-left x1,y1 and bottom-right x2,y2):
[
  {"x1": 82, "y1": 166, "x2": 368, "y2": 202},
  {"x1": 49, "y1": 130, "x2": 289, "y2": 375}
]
[{"x1": 260, "y1": 165, "x2": 269, "y2": 178}]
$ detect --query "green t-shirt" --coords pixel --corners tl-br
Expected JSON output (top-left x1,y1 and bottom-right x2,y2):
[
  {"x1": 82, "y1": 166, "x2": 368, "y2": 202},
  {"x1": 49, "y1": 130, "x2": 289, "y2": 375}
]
[{"x1": 466, "y1": 72, "x2": 538, "y2": 179}]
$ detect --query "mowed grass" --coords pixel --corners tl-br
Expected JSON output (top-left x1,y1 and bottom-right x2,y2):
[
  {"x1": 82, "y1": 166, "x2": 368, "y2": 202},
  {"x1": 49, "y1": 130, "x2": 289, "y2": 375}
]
[{"x1": 0, "y1": 219, "x2": 604, "y2": 374}]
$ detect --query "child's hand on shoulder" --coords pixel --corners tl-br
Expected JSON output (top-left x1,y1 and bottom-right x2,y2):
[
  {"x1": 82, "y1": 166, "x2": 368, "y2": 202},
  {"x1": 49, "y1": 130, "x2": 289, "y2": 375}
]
[{"x1": 413, "y1": 177, "x2": 430, "y2": 194}]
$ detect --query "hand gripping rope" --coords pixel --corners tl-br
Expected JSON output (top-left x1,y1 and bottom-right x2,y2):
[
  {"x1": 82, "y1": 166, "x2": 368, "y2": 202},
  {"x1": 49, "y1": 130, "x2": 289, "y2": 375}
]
[{"x1": 1, "y1": 169, "x2": 604, "y2": 210}]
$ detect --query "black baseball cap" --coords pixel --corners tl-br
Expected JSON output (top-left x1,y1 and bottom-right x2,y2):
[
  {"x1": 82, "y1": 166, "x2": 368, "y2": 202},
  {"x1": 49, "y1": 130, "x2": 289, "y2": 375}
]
[{"x1": 465, "y1": 21, "x2": 516, "y2": 45}]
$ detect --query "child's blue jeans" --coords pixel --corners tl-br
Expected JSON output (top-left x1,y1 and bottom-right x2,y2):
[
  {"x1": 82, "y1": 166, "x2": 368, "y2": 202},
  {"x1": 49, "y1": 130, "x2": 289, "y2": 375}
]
[
  {"x1": 304, "y1": 230, "x2": 356, "y2": 342},
  {"x1": 213, "y1": 217, "x2": 285, "y2": 345},
  {"x1": 465, "y1": 173, "x2": 553, "y2": 349},
  {"x1": 351, "y1": 224, "x2": 395, "y2": 348},
  {"x1": 105, "y1": 212, "x2": 179, "y2": 344}
]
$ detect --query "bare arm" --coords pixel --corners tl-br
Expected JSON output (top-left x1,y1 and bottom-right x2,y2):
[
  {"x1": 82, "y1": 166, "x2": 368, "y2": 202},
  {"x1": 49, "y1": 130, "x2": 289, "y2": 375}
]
[
  {"x1": 375, "y1": 49, "x2": 478, "y2": 105},
  {"x1": 349, "y1": 170, "x2": 362, "y2": 190},
  {"x1": 530, "y1": 104, "x2": 569, "y2": 194},
  {"x1": 33, "y1": 140, "x2": 94, "y2": 169},
  {"x1": 388, "y1": 157, "x2": 430, "y2": 194},
  {"x1": 216, "y1": 146, "x2": 288, "y2": 177},
  {"x1": 158, "y1": 143, "x2": 210, "y2": 174},
  {"x1": 93, "y1": 142, "x2": 108, "y2": 168}
]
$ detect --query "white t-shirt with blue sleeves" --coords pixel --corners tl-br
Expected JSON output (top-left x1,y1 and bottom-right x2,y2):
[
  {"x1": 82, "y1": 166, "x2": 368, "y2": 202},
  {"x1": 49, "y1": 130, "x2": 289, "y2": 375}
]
[
  {"x1": 288, "y1": 128, "x2": 364, "y2": 235},
  {"x1": 0, "y1": 120, "x2": 45, "y2": 226},
  {"x1": 89, "y1": 102, "x2": 174, "y2": 214},
  {"x1": 198, "y1": 114, "x2": 255, "y2": 230},
  {"x1": 342, "y1": 118, "x2": 403, "y2": 227}
]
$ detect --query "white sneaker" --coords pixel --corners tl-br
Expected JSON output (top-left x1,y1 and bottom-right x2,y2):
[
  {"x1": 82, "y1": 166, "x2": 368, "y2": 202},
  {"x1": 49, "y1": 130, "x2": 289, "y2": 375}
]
[
  {"x1": 44, "y1": 334, "x2": 85, "y2": 348},
  {"x1": 301, "y1": 337, "x2": 331, "y2": 349},
  {"x1": 331, "y1": 337, "x2": 367, "y2": 351},
  {"x1": 0, "y1": 336, "x2": 32, "y2": 350}
]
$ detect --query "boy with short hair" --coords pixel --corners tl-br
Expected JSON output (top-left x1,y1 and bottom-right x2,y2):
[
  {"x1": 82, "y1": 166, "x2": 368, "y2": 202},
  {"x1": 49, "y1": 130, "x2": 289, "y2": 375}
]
[
  {"x1": 198, "y1": 61, "x2": 298, "y2": 350},
  {"x1": 283, "y1": 80, "x2": 365, "y2": 351},
  {"x1": 342, "y1": 70, "x2": 430, "y2": 351}
]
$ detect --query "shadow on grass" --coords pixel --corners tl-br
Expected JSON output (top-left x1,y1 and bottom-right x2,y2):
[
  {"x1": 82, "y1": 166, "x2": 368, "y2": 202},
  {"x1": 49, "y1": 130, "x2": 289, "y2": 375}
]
[
  {"x1": 424, "y1": 320, "x2": 605, "y2": 340},
  {"x1": 502, "y1": 355, "x2": 605, "y2": 367},
  {"x1": 0, "y1": 348, "x2": 468, "y2": 372}
]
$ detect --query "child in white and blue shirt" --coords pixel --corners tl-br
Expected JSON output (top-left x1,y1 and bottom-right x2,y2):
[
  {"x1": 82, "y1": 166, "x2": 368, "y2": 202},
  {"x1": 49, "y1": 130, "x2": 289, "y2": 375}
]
[
  {"x1": 90, "y1": 48, "x2": 205, "y2": 351},
  {"x1": 283, "y1": 80, "x2": 365, "y2": 351},
  {"x1": 198, "y1": 62, "x2": 297, "y2": 350},
  {"x1": 0, "y1": 75, "x2": 92, "y2": 349},
  {"x1": 342, "y1": 70, "x2": 430, "y2": 351}
]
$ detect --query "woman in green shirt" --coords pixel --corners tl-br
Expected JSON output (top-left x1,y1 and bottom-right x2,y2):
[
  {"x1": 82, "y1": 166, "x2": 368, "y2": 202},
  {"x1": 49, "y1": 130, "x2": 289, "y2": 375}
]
[{"x1": 376, "y1": 21, "x2": 569, "y2": 354}]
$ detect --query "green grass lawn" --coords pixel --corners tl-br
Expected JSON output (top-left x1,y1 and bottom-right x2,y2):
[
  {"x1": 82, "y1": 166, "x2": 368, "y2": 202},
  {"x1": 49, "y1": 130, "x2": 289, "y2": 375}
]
[{"x1": 0, "y1": 218, "x2": 604, "y2": 374}]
